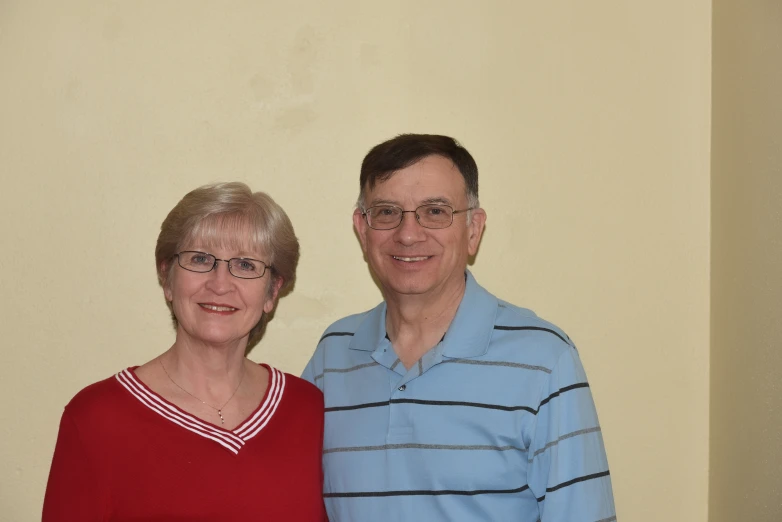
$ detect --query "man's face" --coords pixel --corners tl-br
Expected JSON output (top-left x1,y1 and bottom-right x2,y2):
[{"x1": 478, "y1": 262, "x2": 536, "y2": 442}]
[{"x1": 353, "y1": 155, "x2": 486, "y2": 302}]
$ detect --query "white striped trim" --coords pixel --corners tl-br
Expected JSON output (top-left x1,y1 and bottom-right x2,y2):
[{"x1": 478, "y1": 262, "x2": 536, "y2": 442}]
[
  {"x1": 115, "y1": 365, "x2": 285, "y2": 455},
  {"x1": 116, "y1": 370, "x2": 243, "y2": 454},
  {"x1": 234, "y1": 368, "x2": 286, "y2": 440}
]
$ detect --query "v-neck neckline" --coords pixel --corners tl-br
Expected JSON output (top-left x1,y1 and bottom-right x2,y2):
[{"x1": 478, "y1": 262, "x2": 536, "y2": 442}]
[{"x1": 115, "y1": 364, "x2": 286, "y2": 455}]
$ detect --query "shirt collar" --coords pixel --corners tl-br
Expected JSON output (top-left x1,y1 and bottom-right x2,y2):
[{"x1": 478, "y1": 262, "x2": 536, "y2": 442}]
[
  {"x1": 348, "y1": 270, "x2": 498, "y2": 359},
  {"x1": 348, "y1": 301, "x2": 387, "y2": 352}
]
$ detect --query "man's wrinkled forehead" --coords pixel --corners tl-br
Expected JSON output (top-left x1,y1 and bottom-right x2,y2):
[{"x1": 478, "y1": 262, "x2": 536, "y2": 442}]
[
  {"x1": 362, "y1": 157, "x2": 467, "y2": 208},
  {"x1": 364, "y1": 154, "x2": 458, "y2": 190}
]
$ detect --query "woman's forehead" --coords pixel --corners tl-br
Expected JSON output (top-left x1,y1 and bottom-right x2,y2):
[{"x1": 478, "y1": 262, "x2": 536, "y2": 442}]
[{"x1": 182, "y1": 216, "x2": 265, "y2": 256}]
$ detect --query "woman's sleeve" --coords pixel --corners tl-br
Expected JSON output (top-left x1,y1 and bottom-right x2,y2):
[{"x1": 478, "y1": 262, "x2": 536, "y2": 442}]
[{"x1": 42, "y1": 410, "x2": 106, "y2": 522}]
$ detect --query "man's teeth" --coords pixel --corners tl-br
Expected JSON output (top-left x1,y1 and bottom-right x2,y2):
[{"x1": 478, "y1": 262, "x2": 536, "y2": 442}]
[
  {"x1": 393, "y1": 256, "x2": 429, "y2": 262},
  {"x1": 200, "y1": 304, "x2": 237, "y2": 312}
]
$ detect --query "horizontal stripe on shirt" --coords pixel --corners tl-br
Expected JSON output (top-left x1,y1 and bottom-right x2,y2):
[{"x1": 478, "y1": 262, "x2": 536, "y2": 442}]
[
  {"x1": 324, "y1": 484, "x2": 530, "y2": 498},
  {"x1": 325, "y1": 382, "x2": 590, "y2": 415}
]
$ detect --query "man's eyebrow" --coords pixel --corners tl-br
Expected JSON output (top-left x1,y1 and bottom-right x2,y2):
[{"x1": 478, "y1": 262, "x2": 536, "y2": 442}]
[
  {"x1": 366, "y1": 196, "x2": 453, "y2": 207},
  {"x1": 366, "y1": 198, "x2": 400, "y2": 207},
  {"x1": 420, "y1": 197, "x2": 452, "y2": 205}
]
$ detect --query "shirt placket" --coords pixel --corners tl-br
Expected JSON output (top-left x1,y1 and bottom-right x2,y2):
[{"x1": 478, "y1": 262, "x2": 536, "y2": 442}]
[{"x1": 374, "y1": 341, "x2": 445, "y2": 443}]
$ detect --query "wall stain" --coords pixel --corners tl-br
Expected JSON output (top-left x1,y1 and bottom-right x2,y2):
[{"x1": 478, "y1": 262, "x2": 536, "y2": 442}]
[
  {"x1": 360, "y1": 43, "x2": 381, "y2": 69},
  {"x1": 102, "y1": 16, "x2": 124, "y2": 41},
  {"x1": 250, "y1": 74, "x2": 275, "y2": 102},
  {"x1": 274, "y1": 104, "x2": 317, "y2": 131},
  {"x1": 288, "y1": 25, "x2": 320, "y2": 94},
  {"x1": 248, "y1": 25, "x2": 324, "y2": 132}
]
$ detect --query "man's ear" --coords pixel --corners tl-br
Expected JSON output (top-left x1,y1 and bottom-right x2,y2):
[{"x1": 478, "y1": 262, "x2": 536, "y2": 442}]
[
  {"x1": 467, "y1": 208, "x2": 487, "y2": 256},
  {"x1": 353, "y1": 208, "x2": 369, "y2": 254}
]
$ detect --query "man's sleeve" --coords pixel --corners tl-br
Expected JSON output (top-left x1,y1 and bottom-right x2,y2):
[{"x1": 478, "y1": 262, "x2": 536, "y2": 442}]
[
  {"x1": 42, "y1": 410, "x2": 106, "y2": 521},
  {"x1": 526, "y1": 347, "x2": 616, "y2": 521},
  {"x1": 301, "y1": 345, "x2": 323, "y2": 391}
]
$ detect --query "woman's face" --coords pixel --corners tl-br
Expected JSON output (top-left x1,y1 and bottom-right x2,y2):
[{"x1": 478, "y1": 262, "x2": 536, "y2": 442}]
[{"x1": 164, "y1": 243, "x2": 281, "y2": 350}]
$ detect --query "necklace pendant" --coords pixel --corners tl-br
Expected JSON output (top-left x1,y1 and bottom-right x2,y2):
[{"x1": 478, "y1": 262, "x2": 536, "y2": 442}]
[{"x1": 217, "y1": 409, "x2": 225, "y2": 425}]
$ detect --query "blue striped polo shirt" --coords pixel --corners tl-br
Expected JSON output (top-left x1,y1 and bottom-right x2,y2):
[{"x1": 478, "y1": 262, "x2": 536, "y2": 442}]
[{"x1": 302, "y1": 271, "x2": 616, "y2": 522}]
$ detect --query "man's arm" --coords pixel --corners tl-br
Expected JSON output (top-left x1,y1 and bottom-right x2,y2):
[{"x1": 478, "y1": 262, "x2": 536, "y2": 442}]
[
  {"x1": 301, "y1": 340, "x2": 324, "y2": 391},
  {"x1": 527, "y1": 347, "x2": 616, "y2": 521}
]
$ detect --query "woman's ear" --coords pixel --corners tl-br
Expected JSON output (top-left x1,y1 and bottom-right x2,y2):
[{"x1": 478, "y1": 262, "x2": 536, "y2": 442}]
[
  {"x1": 263, "y1": 277, "x2": 285, "y2": 314},
  {"x1": 160, "y1": 261, "x2": 174, "y2": 301}
]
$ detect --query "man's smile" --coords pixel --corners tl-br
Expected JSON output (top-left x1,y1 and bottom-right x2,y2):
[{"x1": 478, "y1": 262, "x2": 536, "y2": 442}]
[{"x1": 392, "y1": 255, "x2": 432, "y2": 262}]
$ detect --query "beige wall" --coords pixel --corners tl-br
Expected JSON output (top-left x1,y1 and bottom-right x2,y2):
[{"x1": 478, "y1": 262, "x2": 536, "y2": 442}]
[
  {"x1": 0, "y1": 2, "x2": 712, "y2": 520},
  {"x1": 710, "y1": 1, "x2": 782, "y2": 520}
]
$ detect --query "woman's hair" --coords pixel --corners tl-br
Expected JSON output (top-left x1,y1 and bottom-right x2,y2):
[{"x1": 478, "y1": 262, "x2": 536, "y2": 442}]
[{"x1": 155, "y1": 182, "x2": 299, "y2": 346}]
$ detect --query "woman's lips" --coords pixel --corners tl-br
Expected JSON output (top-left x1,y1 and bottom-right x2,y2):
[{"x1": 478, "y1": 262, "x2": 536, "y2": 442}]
[{"x1": 199, "y1": 303, "x2": 238, "y2": 313}]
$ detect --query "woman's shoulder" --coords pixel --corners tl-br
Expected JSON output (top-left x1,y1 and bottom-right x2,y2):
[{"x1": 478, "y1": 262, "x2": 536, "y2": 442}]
[
  {"x1": 63, "y1": 369, "x2": 135, "y2": 420},
  {"x1": 263, "y1": 364, "x2": 323, "y2": 405}
]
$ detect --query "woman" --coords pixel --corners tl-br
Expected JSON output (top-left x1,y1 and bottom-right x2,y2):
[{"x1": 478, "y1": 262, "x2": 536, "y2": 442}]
[{"x1": 43, "y1": 182, "x2": 326, "y2": 521}]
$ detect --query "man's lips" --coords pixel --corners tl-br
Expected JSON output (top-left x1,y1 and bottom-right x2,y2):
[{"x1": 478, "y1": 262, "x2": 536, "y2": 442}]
[{"x1": 392, "y1": 255, "x2": 432, "y2": 262}]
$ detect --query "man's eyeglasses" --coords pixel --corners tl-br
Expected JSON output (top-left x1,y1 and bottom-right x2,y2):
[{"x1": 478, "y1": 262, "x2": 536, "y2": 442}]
[
  {"x1": 174, "y1": 251, "x2": 272, "y2": 279},
  {"x1": 361, "y1": 204, "x2": 474, "y2": 230}
]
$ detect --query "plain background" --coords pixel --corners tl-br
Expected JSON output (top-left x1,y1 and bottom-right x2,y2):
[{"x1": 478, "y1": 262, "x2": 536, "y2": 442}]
[{"x1": 0, "y1": 1, "x2": 779, "y2": 521}]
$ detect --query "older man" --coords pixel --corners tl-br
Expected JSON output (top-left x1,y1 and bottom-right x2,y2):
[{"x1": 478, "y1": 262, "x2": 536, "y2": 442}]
[{"x1": 303, "y1": 134, "x2": 616, "y2": 521}]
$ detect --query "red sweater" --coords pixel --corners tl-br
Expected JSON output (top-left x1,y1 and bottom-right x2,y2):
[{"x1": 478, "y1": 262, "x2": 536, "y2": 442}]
[{"x1": 43, "y1": 365, "x2": 326, "y2": 521}]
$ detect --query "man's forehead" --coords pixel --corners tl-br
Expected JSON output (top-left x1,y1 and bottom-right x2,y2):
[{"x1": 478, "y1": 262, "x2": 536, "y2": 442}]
[{"x1": 366, "y1": 158, "x2": 466, "y2": 204}]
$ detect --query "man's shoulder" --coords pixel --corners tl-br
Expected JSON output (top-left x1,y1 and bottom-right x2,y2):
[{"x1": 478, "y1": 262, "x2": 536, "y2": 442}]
[
  {"x1": 303, "y1": 306, "x2": 382, "y2": 382},
  {"x1": 466, "y1": 271, "x2": 572, "y2": 345},
  {"x1": 496, "y1": 298, "x2": 569, "y2": 332},
  {"x1": 487, "y1": 297, "x2": 576, "y2": 356},
  {"x1": 317, "y1": 306, "x2": 379, "y2": 345}
]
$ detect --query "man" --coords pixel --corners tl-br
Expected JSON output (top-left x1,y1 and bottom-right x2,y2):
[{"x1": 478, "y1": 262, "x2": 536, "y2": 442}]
[{"x1": 303, "y1": 134, "x2": 616, "y2": 521}]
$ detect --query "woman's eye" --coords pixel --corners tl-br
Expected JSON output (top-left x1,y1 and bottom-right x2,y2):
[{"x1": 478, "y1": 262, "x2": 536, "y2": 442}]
[
  {"x1": 191, "y1": 255, "x2": 211, "y2": 265},
  {"x1": 237, "y1": 260, "x2": 256, "y2": 272}
]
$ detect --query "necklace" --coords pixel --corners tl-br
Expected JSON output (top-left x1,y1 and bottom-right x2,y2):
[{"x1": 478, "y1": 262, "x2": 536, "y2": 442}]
[{"x1": 159, "y1": 359, "x2": 246, "y2": 425}]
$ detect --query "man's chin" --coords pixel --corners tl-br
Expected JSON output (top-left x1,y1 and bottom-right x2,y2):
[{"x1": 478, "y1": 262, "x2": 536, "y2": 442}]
[{"x1": 377, "y1": 277, "x2": 436, "y2": 298}]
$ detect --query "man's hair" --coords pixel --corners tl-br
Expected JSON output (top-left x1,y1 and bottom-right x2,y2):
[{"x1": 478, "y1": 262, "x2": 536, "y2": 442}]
[{"x1": 358, "y1": 134, "x2": 479, "y2": 208}]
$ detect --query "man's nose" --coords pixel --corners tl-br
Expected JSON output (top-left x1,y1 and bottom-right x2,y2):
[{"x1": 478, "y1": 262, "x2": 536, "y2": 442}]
[{"x1": 393, "y1": 210, "x2": 426, "y2": 243}]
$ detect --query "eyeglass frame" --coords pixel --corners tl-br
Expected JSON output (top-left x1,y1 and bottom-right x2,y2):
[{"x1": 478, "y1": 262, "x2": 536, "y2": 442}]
[
  {"x1": 173, "y1": 251, "x2": 273, "y2": 279},
  {"x1": 360, "y1": 204, "x2": 475, "y2": 230}
]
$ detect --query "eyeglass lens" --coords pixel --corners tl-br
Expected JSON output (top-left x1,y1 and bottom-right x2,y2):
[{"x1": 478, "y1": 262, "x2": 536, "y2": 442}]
[
  {"x1": 177, "y1": 251, "x2": 267, "y2": 279},
  {"x1": 366, "y1": 204, "x2": 455, "y2": 229}
]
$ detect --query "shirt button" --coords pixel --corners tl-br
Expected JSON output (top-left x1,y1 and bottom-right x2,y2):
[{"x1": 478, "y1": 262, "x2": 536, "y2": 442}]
[{"x1": 398, "y1": 385, "x2": 406, "y2": 391}]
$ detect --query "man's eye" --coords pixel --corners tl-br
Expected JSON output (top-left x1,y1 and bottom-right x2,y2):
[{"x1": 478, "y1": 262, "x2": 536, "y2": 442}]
[
  {"x1": 424, "y1": 206, "x2": 451, "y2": 217},
  {"x1": 375, "y1": 207, "x2": 397, "y2": 216}
]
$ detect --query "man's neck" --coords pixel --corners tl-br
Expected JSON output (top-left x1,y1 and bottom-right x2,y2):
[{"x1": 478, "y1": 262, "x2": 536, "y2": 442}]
[{"x1": 384, "y1": 277, "x2": 466, "y2": 370}]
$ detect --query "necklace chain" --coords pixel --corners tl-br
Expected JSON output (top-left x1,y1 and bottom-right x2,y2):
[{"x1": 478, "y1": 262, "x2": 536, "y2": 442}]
[{"x1": 159, "y1": 359, "x2": 246, "y2": 425}]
